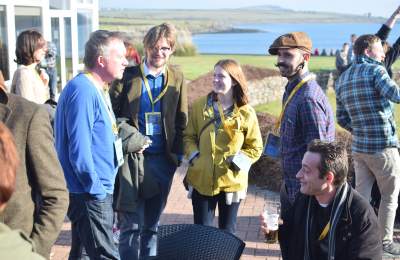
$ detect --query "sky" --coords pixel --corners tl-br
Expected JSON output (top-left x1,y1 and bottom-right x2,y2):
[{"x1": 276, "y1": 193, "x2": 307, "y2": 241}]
[{"x1": 100, "y1": 0, "x2": 399, "y2": 17}]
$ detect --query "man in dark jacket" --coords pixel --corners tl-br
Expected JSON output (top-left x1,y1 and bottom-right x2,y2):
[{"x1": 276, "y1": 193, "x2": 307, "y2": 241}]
[{"x1": 261, "y1": 140, "x2": 381, "y2": 260}]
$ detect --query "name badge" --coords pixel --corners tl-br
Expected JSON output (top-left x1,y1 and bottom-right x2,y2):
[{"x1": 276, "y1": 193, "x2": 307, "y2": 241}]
[
  {"x1": 145, "y1": 112, "x2": 162, "y2": 136},
  {"x1": 263, "y1": 132, "x2": 281, "y2": 158},
  {"x1": 114, "y1": 138, "x2": 124, "y2": 167}
]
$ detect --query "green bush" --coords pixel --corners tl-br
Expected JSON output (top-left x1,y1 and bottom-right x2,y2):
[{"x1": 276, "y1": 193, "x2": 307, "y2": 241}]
[{"x1": 174, "y1": 43, "x2": 198, "y2": 57}]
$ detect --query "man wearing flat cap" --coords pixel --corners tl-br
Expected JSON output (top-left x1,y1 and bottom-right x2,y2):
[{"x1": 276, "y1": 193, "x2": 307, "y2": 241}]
[{"x1": 267, "y1": 32, "x2": 335, "y2": 227}]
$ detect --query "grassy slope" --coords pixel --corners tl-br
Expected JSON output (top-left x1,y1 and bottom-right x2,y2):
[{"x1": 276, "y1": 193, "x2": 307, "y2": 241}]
[
  {"x1": 170, "y1": 55, "x2": 341, "y2": 80},
  {"x1": 171, "y1": 54, "x2": 400, "y2": 80}
]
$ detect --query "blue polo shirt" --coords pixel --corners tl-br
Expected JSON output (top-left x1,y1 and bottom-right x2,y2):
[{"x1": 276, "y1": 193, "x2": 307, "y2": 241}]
[{"x1": 138, "y1": 62, "x2": 166, "y2": 153}]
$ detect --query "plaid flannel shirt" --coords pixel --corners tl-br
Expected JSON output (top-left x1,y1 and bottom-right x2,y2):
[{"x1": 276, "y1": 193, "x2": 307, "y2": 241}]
[
  {"x1": 335, "y1": 55, "x2": 400, "y2": 153},
  {"x1": 280, "y1": 72, "x2": 335, "y2": 202}
]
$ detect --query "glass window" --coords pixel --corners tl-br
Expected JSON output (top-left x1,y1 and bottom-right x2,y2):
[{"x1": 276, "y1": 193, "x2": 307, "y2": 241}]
[
  {"x1": 15, "y1": 6, "x2": 42, "y2": 36},
  {"x1": 50, "y1": 0, "x2": 70, "y2": 10},
  {"x1": 77, "y1": 0, "x2": 93, "y2": 4},
  {"x1": 0, "y1": 6, "x2": 9, "y2": 80},
  {"x1": 64, "y1": 17, "x2": 73, "y2": 81},
  {"x1": 77, "y1": 10, "x2": 92, "y2": 62}
]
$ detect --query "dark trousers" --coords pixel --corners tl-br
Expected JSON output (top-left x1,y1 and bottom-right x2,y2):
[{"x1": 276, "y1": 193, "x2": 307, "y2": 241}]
[
  {"x1": 118, "y1": 154, "x2": 175, "y2": 259},
  {"x1": 68, "y1": 193, "x2": 119, "y2": 260},
  {"x1": 191, "y1": 189, "x2": 240, "y2": 234},
  {"x1": 46, "y1": 66, "x2": 57, "y2": 100}
]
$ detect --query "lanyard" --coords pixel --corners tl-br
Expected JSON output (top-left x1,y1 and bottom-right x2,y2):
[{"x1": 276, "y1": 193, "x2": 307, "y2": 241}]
[
  {"x1": 274, "y1": 74, "x2": 313, "y2": 132},
  {"x1": 216, "y1": 101, "x2": 238, "y2": 139},
  {"x1": 140, "y1": 63, "x2": 169, "y2": 111},
  {"x1": 85, "y1": 73, "x2": 118, "y2": 135},
  {"x1": 318, "y1": 221, "x2": 330, "y2": 241}
]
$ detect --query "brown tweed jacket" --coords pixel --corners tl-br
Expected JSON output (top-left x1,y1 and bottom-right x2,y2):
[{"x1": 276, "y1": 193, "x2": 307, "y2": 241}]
[{"x1": 0, "y1": 88, "x2": 68, "y2": 258}]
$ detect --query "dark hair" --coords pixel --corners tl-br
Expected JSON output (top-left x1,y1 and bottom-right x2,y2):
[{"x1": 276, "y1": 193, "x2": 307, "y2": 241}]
[
  {"x1": 83, "y1": 30, "x2": 124, "y2": 69},
  {"x1": 15, "y1": 30, "x2": 46, "y2": 65},
  {"x1": 214, "y1": 59, "x2": 249, "y2": 107},
  {"x1": 307, "y1": 139, "x2": 348, "y2": 186},
  {"x1": 143, "y1": 23, "x2": 176, "y2": 51},
  {"x1": 353, "y1": 34, "x2": 380, "y2": 56},
  {"x1": 0, "y1": 122, "x2": 19, "y2": 206}
]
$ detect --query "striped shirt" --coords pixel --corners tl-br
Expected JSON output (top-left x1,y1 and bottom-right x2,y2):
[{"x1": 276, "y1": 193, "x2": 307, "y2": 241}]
[
  {"x1": 280, "y1": 72, "x2": 335, "y2": 202},
  {"x1": 335, "y1": 55, "x2": 400, "y2": 153}
]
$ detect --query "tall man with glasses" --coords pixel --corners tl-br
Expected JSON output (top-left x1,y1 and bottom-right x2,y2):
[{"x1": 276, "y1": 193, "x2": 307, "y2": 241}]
[{"x1": 110, "y1": 23, "x2": 188, "y2": 259}]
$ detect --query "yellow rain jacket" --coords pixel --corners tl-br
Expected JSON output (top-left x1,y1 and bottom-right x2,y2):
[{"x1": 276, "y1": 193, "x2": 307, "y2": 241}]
[{"x1": 184, "y1": 95, "x2": 263, "y2": 196}]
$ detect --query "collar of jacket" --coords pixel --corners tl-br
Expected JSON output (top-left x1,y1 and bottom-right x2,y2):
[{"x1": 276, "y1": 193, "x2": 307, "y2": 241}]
[
  {"x1": 202, "y1": 92, "x2": 240, "y2": 121},
  {"x1": 354, "y1": 55, "x2": 383, "y2": 66},
  {"x1": 285, "y1": 71, "x2": 314, "y2": 95}
]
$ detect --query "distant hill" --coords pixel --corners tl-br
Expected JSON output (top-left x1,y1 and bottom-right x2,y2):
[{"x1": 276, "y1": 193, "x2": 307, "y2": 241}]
[
  {"x1": 239, "y1": 5, "x2": 293, "y2": 12},
  {"x1": 99, "y1": 8, "x2": 384, "y2": 45}
]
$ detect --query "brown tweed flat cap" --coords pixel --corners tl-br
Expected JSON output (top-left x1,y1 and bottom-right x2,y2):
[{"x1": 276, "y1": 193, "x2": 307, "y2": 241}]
[{"x1": 268, "y1": 32, "x2": 312, "y2": 55}]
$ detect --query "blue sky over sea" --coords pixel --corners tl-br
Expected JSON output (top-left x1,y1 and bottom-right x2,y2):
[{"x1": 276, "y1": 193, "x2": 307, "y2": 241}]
[{"x1": 101, "y1": 0, "x2": 398, "y2": 17}]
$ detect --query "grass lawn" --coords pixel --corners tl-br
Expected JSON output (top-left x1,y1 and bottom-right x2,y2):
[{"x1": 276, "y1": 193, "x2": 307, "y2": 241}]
[
  {"x1": 170, "y1": 55, "x2": 337, "y2": 80},
  {"x1": 171, "y1": 54, "x2": 400, "y2": 80}
]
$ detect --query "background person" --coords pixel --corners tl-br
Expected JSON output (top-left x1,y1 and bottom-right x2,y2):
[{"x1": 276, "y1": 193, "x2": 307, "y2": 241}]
[
  {"x1": 184, "y1": 59, "x2": 263, "y2": 234},
  {"x1": 336, "y1": 34, "x2": 400, "y2": 256},
  {"x1": 10, "y1": 30, "x2": 49, "y2": 104},
  {"x1": 375, "y1": 5, "x2": 400, "y2": 78},
  {"x1": 347, "y1": 33, "x2": 357, "y2": 64},
  {"x1": 41, "y1": 41, "x2": 58, "y2": 101},
  {"x1": 335, "y1": 43, "x2": 349, "y2": 74}
]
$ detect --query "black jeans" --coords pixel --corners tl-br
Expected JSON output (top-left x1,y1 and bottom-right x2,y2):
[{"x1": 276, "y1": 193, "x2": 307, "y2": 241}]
[
  {"x1": 68, "y1": 193, "x2": 119, "y2": 260},
  {"x1": 191, "y1": 189, "x2": 240, "y2": 234}
]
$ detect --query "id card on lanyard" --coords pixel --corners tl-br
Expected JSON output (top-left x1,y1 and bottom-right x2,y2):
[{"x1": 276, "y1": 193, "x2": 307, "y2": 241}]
[
  {"x1": 85, "y1": 73, "x2": 124, "y2": 167},
  {"x1": 141, "y1": 64, "x2": 169, "y2": 136},
  {"x1": 263, "y1": 74, "x2": 313, "y2": 158}
]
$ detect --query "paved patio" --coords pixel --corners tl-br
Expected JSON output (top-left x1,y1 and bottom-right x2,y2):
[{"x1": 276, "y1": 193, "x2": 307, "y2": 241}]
[{"x1": 50, "y1": 166, "x2": 400, "y2": 260}]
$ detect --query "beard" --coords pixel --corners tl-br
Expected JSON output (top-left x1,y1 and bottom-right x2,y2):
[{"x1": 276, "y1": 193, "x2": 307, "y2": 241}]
[{"x1": 275, "y1": 60, "x2": 304, "y2": 78}]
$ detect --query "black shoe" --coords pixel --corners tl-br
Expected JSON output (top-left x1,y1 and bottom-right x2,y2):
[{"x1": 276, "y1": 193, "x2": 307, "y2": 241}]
[{"x1": 383, "y1": 242, "x2": 400, "y2": 256}]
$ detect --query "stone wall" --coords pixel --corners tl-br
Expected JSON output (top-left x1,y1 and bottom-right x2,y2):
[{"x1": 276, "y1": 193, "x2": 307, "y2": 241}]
[
  {"x1": 246, "y1": 70, "x2": 338, "y2": 106},
  {"x1": 247, "y1": 76, "x2": 287, "y2": 106}
]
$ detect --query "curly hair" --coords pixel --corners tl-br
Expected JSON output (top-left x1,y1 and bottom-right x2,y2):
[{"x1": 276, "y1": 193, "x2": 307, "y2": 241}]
[{"x1": 307, "y1": 139, "x2": 348, "y2": 186}]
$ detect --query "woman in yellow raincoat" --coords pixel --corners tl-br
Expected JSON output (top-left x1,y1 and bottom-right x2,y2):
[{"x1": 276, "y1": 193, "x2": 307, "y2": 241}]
[{"x1": 184, "y1": 59, "x2": 263, "y2": 233}]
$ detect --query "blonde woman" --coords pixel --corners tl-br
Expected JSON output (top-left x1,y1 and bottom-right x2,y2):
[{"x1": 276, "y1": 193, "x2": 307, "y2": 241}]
[{"x1": 184, "y1": 59, "x2": 263, "y2": 233}]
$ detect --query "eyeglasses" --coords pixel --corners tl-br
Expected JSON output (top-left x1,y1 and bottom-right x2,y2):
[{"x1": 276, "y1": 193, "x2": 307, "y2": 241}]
[{"x1": 150, "y1": 46, "x2": 172, "y2": 53}]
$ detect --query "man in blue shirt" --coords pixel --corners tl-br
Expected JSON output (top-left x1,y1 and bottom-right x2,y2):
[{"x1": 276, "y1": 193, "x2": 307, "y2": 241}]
[
  {"x1": 336, "y1": 34, "x2": 400, "y2": 256},
  {"x1": 110, "y1": 23, "x2": 188, "y2": 259},
  {"x1": 55, "y1": 30, "x2": 128, "y2": 259}
]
